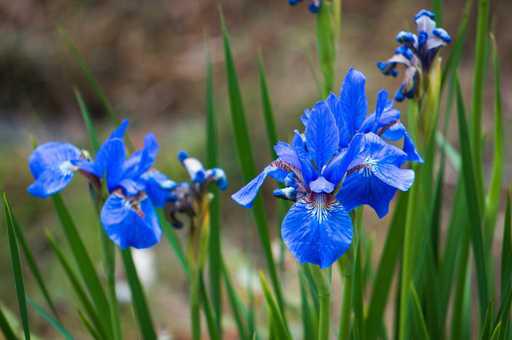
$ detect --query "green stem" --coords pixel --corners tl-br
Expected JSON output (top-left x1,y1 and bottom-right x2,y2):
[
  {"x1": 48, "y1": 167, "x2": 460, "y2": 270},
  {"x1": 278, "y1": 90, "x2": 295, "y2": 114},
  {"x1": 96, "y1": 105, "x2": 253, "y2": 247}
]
[
  {"x1": 308, "y1": 265, "x2": 331, "y2": 340},
  {"x1": 191, "y1": 267, "x2": 202, "y2": 340},
  {"x1": 338, "y1": 264, "x2": 352, "y2": 340}
]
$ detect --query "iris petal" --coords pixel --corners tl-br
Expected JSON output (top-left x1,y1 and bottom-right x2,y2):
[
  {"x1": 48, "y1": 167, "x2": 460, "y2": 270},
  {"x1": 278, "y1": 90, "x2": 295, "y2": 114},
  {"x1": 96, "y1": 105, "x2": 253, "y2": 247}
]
[
  {"x1": 29, "y1": 142, "x2": 81, "y2": 178},
  {"x1": 27, "y1": 163, "x2": 76, "y2": 198},
  {"x1": 101, "y1": 193, "x2": 161, "y2": 249},
  {"x1": 231, "y1": 165, "x2": 278, "y2": 208},
  {"x1": 123, "y1": 133, "x2": 159, "y2": 180},
  {"x1": 281, "y1": 198, "x2": 352, "y2": 268},
  {"x1": 305, "y1": 101, "x2": 339, "y2": 168},
  {"x1": 337, "y1": 68, "x2": 368, "y2": 148},
  {"x1": 142, "y1": 170, "x2": 176, "y2": 207},
  {"x1": 338, "y1": 171, "x2": 397, "y2": 218},
  {"x1": 322, "y1": 133, "x2": 363, "y2": 185},
  {"x1": 373, "y1": 164, "x2": 414, "y2": 192}
]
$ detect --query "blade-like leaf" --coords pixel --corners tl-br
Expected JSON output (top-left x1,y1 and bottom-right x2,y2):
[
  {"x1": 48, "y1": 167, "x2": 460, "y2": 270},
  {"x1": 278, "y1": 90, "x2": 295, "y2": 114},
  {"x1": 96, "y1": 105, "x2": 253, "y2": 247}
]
[
  {"x1": 205, "y1": 49, "x2": 223, "y2": 333},
  {"x1": 455, "y1": 76, "x2": 489, "y2": 320},
  {"x1": 51, "y1": 194, "x2": 113, "y2": 338},
  {"x1": 46, "y1": 233, "x2": 107, "y2": 339},
  {"x1": 75, "y1": 90, "x2": 100, "y2": 154},
  {"x1": 222, "y1": 259, "x2": 248, "y2": 340},
  {"x1": 411, "y1": 285, "x2": 430, "y2": 340},
  {"x1": 27, "y1": 298, "x2": 73, "y2": 340},
  {"x1": 220, "y1": 12, "x2": 284, "y2": 313},
  {"x1": 259, "y1": 273, "x2": 291, "y2": 340},
  {"x1": 121, "y1": 250, "x2": 157, "y2": 340},
  {"x1": 365, "y1": 192, "x2": 407, "y2": 339},
  {"x1": 484, "y1": 34, "x2": 504, "y2": 244},
  {"x1": 3, "y1": 194, "x2": 30, "y2": 340},
  {"x1": 316, "y1": 2, "x2": 335, "y2": 95},
  {"x1": 0, "y1": 306, "x2": 17, "y2": 340}
]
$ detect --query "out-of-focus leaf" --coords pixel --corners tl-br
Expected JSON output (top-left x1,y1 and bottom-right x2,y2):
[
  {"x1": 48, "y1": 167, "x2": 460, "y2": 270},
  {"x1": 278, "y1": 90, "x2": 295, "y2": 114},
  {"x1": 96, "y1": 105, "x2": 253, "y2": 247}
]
[
  {"x1": 0, "y1": 306, "x2": 17, "y2": 340},
  {"x1": 484, "y1": 34, "x2": 504, "y2": 244},
  {"x1": 316, "y1": 2, "x2": 335, "y2": 95},
  {"x1": 220, "y1": 12, "x2": 284, "y2": 313},
  {"x1": 411, "y1": 285, "x2": 430, "y2": 340},
  {"x1": 455, "y1": 77, "x2": 489, "y2": 320},
  {"x1": 3, "y1": 194, "x2": 30, "y2": 340},
  {"x1": 259, "y1": 273, "x2": 291, "y2": 340},
  {"x1": 27, "y1": 298, "x2": 73, "y2": 340}
]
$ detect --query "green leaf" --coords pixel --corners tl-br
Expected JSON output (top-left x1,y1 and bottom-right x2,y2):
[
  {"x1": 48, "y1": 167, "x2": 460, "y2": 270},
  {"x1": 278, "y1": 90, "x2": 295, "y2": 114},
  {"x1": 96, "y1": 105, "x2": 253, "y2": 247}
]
[
  {"x1": 121, "y1": 250, "x2": 157, "y2": 340},
  {"x1": 441, "y1": 0, "x2": 473, "y2": 87},
  {"x1": 299, "y1": 270, "x2": 315, "y2": 340},
  {"x1": 46, "y1": 233, "x2": 107, "y2": 339},
  {"x1": 411, "y1": 285, "x2": 430, "y2": 340},
  {"x1": 51, "y1": 194, "x2": 113, "y2": 338},
  {"x1": 160, "y1": 211, "x2": 190, "y2": 279},
  {"x1": 222, "y1": 260, "x2": 248, "y2": 340},
  {"x1": 220, "y1": 12, "x2": 284, "y2": 313},
  {"x1": 27, "y1": 298, "x2": 73, "y2": 340},
  {"x1": 74, "y1": 90, "x2": 100, "y2": 154},
  {"x1": 484, "y1": 34, "x2": 504, "y2": 244},
  {"x1": 6, "y1": 202, "x2": 59, "y2": 320},
  {"x1": 455, "y1": 77, "x2": 489, "y2": 320},
  {"x1": 257, "y1": 56, "x2": 279, "y2": 158},
  {"x1": 470, "y1": 0, "x2": 490, "y2": 201},
  {"x1": 205, "y1": 49, "x2": 223, "y2": 333},
  {"x1": 3, "y1": 194, "x2": 30, "y2": 340},
  {"x1": 435, "y1": 132, "x2": 461, "y2": 171},
  {"x1": 199, "y1": 276, "x2": 221, "y2": 340},
  {"x1": 501, "y1": 194, "x2": 512, "y2": 303},
  {"x1": 365, "y1": 192, "x2": 407, "y2": 339},
  {"x1": 258, "y1": 273, "x2": 291, "y2": 340},
  {"x1": 0, "y1": 306, "x2": 18, "y2": 340},
  {"x1": 432, "y1": 0, "x2": 443, "y2": 25}
]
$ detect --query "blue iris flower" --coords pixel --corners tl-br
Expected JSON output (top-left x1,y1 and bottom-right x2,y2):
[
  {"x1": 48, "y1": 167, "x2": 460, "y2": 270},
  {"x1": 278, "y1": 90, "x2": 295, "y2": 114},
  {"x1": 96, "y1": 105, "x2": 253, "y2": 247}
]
[
  {"x1": 377, "y1": 9, "x2": 451, "y2": 101},
  {"x1": 164, "y1": 151, "x2": 228, "y2": 229},
  {"x1": 232, "y1": 69, "x2": 417, "y2": 268},
  {"x1": 28, "y1": 120, "x2": 167, "y2": 250},
  {"x1": 288, "y1": 0, "x2": 321, "y2": 13}
]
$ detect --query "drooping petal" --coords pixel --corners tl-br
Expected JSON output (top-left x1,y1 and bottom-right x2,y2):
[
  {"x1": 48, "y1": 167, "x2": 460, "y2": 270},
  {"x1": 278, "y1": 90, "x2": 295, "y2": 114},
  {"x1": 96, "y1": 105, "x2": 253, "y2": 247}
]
[
  {"x1": 205, "y1": 168, "x2": 228, "y2": 191},
  {"x1": 27, "y1": 162, "x2": 76, "y2": 198},
  {"x1": 141, "y1": 170, "x2": 177, "y2": 207},
  {"x1": 381, "y1": 122, "x2": 423, "y2": 163},
  {"x1": 29, "y1": 142, "x2": 81, "y2": 178},
  {"x1": 305, "y1": 101, "x2": 339, "y2": 168},
  {"x1": 101, "y1": 193, "x2": 161, "y2": 249},
  {"x1": 231, "y1": 165, "x2": 279, "y2": 208},
  {"x1": 373, "y1": 163, "x2": 414, "y2": 191},
  {"x1": 337, "y1": 171, "x2": 398, "y2": 218},
  {"x1": 281, "y1": 197, "x2": 352, "y2": 268},
  {"x1": 337, "y1": 68, "x2": 368, "y2": 147}
]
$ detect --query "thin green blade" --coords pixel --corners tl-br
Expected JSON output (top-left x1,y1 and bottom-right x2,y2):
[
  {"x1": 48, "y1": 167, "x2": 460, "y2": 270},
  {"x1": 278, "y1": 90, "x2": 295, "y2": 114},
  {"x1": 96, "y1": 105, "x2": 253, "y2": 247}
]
[
  {"x1": 3, "y1": 194, "x2": 30, "y2": 340},
  {"x1": 27, "y1": 298, "x2": 73, "y2": 340}
]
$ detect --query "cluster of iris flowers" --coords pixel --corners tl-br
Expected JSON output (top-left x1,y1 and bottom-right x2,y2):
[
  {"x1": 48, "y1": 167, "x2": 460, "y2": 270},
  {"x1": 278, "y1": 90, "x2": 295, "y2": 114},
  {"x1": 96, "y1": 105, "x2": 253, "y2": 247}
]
[
  {"x1": 232, "y1": 69, "x2": 422, "y2": 268},
  {"x1": 27, "y1": 121, "x2": 227, "y2": 249},
  {"x1": 377, "y1": 9, "x2": 451, "y2": 101}
]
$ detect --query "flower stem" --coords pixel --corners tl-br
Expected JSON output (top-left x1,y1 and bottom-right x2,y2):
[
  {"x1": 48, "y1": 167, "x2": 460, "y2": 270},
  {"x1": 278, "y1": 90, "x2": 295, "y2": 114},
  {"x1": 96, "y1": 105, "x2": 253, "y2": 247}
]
[
  {"x1": 338, "y1": 260, "x2": 352, "y2": 340},
  {"x1": 307, "y1": 264, "x2": 331, "y2": 340}
]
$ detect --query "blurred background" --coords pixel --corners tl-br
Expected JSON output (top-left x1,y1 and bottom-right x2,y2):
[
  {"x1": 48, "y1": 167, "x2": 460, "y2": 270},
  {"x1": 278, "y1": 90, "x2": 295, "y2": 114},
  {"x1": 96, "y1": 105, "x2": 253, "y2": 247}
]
[{"x1": 0, "y1": 0, "x2": 511, "y2": 338}]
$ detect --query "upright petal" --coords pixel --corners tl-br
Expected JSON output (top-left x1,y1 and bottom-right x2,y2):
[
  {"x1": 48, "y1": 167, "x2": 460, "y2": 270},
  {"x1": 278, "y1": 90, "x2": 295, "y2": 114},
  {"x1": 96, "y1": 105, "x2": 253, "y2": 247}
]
[
  {"x1": 274, "y1": 141, "x2": 301, "y2": 169},
  {"x1": 29, "y1": 142, "x2": 81, "y2": 178},
  {"x1": 292, "y1": 131, "x2": 315, "y2": 184},
  {"x1": 123, "y1": 133, "x2": 159, "y2": 180},
  {"x1": 281, "y1": 197, "x2": 352, "y2": 268},
  {"x1": 305, "y1": 102, "x2": 339, "y2": 169},
  {"x1": 101, "y1": 193, "x2": 161, "y2": 249},
  {"x1": 109, "y1": 119, "x2": 129, "y2": 139},
  {"x1": 337, "y1": 68, "x2": 368, "y2": 147},
  {"x1": 78, "y1": 138, "x2": 125, "y2": 180}
]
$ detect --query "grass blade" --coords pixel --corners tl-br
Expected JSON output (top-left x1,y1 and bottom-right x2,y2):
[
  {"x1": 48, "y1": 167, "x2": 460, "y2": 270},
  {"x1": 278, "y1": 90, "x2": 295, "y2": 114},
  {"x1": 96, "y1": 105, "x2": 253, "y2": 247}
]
[
  {"x1": 7, "y1": 205, "x2": 59, "y2": 319},
  {"x1": 0, "y1": 306, "x2": 18, "y2": 340},
  {"x1": 160, "y1": 211, "x2": 190, "y2": 278},
  {"x1": 365, "y1": 192, "x2": 407, "y2": 339},
  {"x1": 220, "y1": 12, "x2": 285, "y2": 313},
  {"x1": 455, "y1": 76, "x2": 489, "y2": 320},
  {"x1": 484, "y1": 34, "x2": 504, "y2": 244},
  {"x1": 222, "y1": 260, "x2": 249, "y2": 340},
  {"x1": 411, "y1": 285, "x2": 430, "y2": 340},
  {"x1": 258, "y1": 273, "x2": 291, "y2": 340},
  {"x1": 470, "y1": 0, "x2": 490, "y2": 199},
  {"x1": 257, "y1": 55, "x2": 279, "y2": 157},
  {"x1": 3, "y1": 194, "x2": 30, "y2": 340},
  {"x1": 27, "y1": 298, "x2": 73, "y2": 340},
  {"x1": 74, "y1": 90, "x2": 100, "y2": 153},
  {"x1": 46, "y1": 233, "x2": 107, "y2": 339},
  {"x1": 51, "y1": 194, "x2": 113, "y2": 338},
  {"x1": 205, "y1": 49, "x2": 223, "y2": 333},
  {"x1": 121, "y1": 250, "x2": 157, "y2": 340}
]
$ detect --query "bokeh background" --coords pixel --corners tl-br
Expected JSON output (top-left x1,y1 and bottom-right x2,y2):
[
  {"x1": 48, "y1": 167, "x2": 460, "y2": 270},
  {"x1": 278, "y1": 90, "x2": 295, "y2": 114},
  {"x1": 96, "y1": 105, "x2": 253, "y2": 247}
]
[{"x1": 0, "y1": 0, "x2": 511, "y2": 338}]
